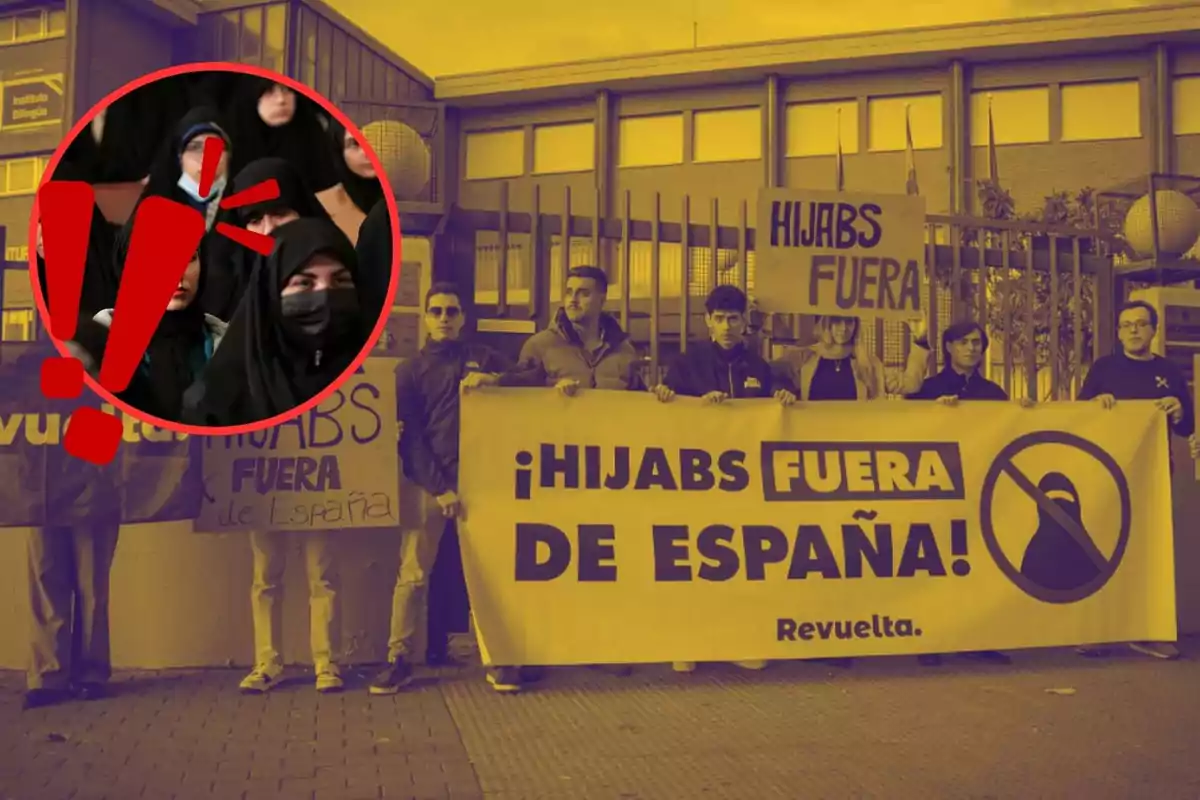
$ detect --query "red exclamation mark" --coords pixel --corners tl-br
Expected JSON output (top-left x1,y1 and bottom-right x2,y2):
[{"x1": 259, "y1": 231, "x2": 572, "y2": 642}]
[
  {"x1": 63, "y1": 197, "x2": 207, "y2": 464},
  {"x1": 37, "y1": 181, "x2": 94, "y2": 400}
]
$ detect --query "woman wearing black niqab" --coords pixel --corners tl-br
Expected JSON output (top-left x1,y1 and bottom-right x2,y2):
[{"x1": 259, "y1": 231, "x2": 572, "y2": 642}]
[
  {"x1": 185, "y1": 217, "x2": 369, "y2": 427},
  {"x1": 226, "y1": 77, "x2": 339, "y2": 195},
  {"x1": 327, "y1": 117, "x2": 383, "y2": 216},
  {"x1": 201, "y1": 157, "x2": 332, "y2": 321},
  {"x1": 353, "y1": 197, "x2": 395, "y2": 329}
]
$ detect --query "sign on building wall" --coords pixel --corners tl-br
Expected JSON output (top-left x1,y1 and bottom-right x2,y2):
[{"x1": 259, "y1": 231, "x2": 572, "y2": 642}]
[
  {"x1": 0, "y1": 73, "x2": 64, "y2": 131},
  {"x1": 755, "y1": 188, "x2": 927, "y2": 322}
]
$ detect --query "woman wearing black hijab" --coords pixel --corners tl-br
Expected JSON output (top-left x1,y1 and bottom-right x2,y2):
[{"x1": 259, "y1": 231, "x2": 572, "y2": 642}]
[
  {"x1": 114, "y1": 106, "x2": 232, "y2": 276},
  {"x1": 184, "y1": 217, "x2": 369, "y2": 427},
  {"x1": 226, "y1": 77, "x2": 339, "y2": 196},
  {"x1": 67, "y1": 245, "x2": 227, "y2": 423},
  {"x1": 327, "y1": 117, "x2": 383, "y2": 216},
  {"x1": 201, "y1": 157, "x2": 332, "y2": 322}
]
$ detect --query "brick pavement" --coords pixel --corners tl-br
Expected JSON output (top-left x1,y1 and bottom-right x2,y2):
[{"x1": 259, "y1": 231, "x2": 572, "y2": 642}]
[{"x1": 4, "y1": 640, "x2": 1200, "y2": 799}]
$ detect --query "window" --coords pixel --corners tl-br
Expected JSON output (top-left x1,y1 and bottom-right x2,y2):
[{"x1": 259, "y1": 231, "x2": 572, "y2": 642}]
[
  {"x1": 346, "y1": 40, "x2": 361, "y2": 101},
  {"x1": 0, "y1": 5, "x2": 67, "y2": 45},
  {"x1": 264, "y1": 4, "x2": 286, "y2": 74},
  {"x1": 784, "y1": 100, "x2": 858, "y2": 157},
  {"x1": 868, "y1": 94, "x2": 942, "y2": 151},
  {"x1": 331, "y1": 30, "x2": 346, "y2": 102},
  {"x1": 2, "y1": 309, "x2": 37, "y2": 342},
  {"x1": 240, "y1": 6, "x2": 262, "y2": 65},
  {"x1": 300, "y1": 8, "x2": 317, "y2": 88},
  {"x1": 465, "y1": 129, "x2": 525, "y2": 180},
  {"x1": 0, "y1": 155, "x2": 51, "y2": 197},
  {"x1": 316, "y1": 18, "x2": 332, "y2": 98},
  {"x1": 1061, "y1": 80, "x2": 1141, "y2": 142},
  {"x1": 970, "y1": 87, "x2": 1051, "y2": 145},
  {"x1": 217, "y1": 10, "x2": 239, "y2": 62},
  {"x1": 533, "y1": 122, "x2": 595, "y2": 174},
  {"x1": 4, "y1": 269, "x2": 35, "y2": 311},
  {"x1": 617, "y1": 114, "x2": 684, "y2": 168},
  {"x1": 1173, "y1": 76, "x2": 1200, "y2": 136},
  {"x1": 693, "y1": 107, "x2": 762, "y2": 163}
]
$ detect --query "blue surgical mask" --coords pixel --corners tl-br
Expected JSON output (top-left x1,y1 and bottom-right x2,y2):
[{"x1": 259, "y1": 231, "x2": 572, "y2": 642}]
[{"x1": 177, "y1": 172, "x2": 226, "y2": 203}]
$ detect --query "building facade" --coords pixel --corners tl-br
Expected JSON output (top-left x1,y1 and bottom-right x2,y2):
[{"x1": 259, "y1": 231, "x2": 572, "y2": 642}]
[{"x1": 0, "y1": 0, "x2": 435, "y2": 339}]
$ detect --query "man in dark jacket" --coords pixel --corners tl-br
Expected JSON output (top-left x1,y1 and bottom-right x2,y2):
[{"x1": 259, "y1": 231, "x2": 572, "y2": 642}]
[
  {"x1": 371, "y1": 282, "x2": 537, "y2": 695},
  {"x1": 1076, "y1": 299, "x2": 1194, "y2": 661},
  {"x1": 653, "y1": 284, "x2": 796, "y2": 673},
  {"x1": 654, "y1": 285, "x2": 797, "y2": 406},
  {"x1": 906, "y1": 319, "x2": 1024, "y2": 666}
]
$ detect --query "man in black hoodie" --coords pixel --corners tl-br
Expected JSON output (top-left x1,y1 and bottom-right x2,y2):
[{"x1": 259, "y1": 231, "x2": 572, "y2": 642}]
[
  {"x1": 1075, "y1": 299, "x2": 1194, "y2": 661},
  {"x1": 370, "y1": 282, "x2": 537, "y2": 695},
  {"x1": 653, "y1": 284, "x2": 796, "y2": 673},
  {"x1": 906, "y1": 319, "x2": 1026, "y2": 666}
]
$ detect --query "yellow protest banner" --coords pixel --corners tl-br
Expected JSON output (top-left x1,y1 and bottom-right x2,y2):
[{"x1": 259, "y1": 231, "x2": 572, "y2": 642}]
[
  {"x1": 458, "y1": 389, "x2": 1176, "y2": 666},
  {"x1": 754, "y1": 188, "x2": 927, "y2": 321},
  {"x1": 195, "y1": 359, "x2": 401, "y2": 532}
]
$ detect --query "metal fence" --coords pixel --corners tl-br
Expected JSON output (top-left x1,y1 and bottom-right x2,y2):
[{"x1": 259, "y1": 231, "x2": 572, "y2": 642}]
[{"x1": 462, "y1": 185, "x2": 1115, "y2": 401}]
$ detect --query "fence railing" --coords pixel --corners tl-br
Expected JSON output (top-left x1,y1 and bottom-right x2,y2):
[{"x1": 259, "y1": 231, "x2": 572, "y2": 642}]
[{"x1": 457, "y1": 185, "x2": 1116, "y2": 402}]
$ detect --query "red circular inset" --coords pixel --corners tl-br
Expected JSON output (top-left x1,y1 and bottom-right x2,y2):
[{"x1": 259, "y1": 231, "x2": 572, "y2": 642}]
[{"x1": 27, "y1": 61, "x2": 403, "y2": 437}]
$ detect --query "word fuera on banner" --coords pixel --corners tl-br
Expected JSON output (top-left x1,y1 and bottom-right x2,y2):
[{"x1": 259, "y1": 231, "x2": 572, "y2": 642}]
[
  {"x1": 754, "y1": 188, "x2": 928, "y2": 321},
  {"x1": 195, "y1": 359, "x2": 401, "y2": 532},
  {"x1": 457, "y1": 389, "x2": 1176, "y2": 667}
]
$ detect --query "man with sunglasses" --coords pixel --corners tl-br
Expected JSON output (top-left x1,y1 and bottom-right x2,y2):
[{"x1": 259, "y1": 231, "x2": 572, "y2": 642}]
[
  {"x1": 1075, "y1": 299, "x2": 1194, "y2": 661},
  {"x1": 371, "y1": 282, "x2": 537, "y2": 695}
]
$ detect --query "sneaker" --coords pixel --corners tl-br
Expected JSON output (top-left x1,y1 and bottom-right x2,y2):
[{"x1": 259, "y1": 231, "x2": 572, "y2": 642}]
[
  {"x1": 672, "y1": 661, "x2": 697, "y2": 673},
  {"x1": 368, "y1": 658, "x2": 414, "y2": 695},
  {"x1": 733, "y1": 660, "x2": 768, "y2": 671},
  {"x1": 74, "y1": 681, "x2": 110, "y2": 701},
  {"x1": 960, "y1": 650, "x2": 1012, "y2": 665},
  {"x1": 1075, "y1": 645, "x2": 1110, "y2": 658},
  {"x1": 239, "y1": 663, "x2": 283, "y2": 694},
  {"x1": 22, "y1": 688, "x2": 70, "y2": 711},
  {"x1": 918, "y1": 654, "x2": 942, "y2": 667},
  {"x1": 315, "y1": 665, "x2": 344, "y2": 693},
  {"x1": 1129, "y1": 641, "x2": 1182, "y2": 660},
  {"x1": 486, "y1": 667, "x2": 522, "y2": 694}
]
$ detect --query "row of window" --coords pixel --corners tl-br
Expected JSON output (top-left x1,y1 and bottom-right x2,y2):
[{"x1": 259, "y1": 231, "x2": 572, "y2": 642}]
[
  {"x1": 0, "y1": 5, "x2": 66, "y2": 47},
  {"x1": 464, "y1": 77, "x2": 1200, "y2": 180},
  {"x1": 0, "y1": 155, "x2": 52, "y2": 197}
]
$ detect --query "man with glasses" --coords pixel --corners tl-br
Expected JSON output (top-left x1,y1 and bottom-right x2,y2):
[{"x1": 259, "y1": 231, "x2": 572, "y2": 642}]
[
  {"x1": 370, "y1": 282, "x2": 536, "y2": 694},
  {"x1": 1076, "y1": 299, "x2": 1194, "y2": 661}
]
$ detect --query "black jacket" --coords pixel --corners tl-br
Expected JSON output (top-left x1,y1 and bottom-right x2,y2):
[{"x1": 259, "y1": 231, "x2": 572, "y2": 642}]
[
  {"x1": 397, "y1": 339, "x2": 539, "y2": 496},
  {"x1": 907, "y1": 367, "x2": 1009, "y2": 401},
  {"x1": 663, "y1": 340, "x2": 789, "y2": 398}
]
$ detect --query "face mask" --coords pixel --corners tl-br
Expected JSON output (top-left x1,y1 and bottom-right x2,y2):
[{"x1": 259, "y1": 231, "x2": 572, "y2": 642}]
[
  {"x1": 280, "y1": 288, "x2": 360, "y2": 352},
  {"x1": 177, "y1": 172, "x2": 226, "y2": 203}
]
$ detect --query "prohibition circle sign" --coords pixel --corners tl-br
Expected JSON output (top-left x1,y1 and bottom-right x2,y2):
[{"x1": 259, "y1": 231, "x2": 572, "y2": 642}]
[{"x1": 978, "y1": 430, "x2": 1132, "y2": 604}]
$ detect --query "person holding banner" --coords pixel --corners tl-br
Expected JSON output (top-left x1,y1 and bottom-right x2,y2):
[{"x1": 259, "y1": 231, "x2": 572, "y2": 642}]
[
  {"x1": 771, "y1": 315, "x2": 929, "y2": 402},
  {"x1": 372, "y1": 282, "x2": 539, "y2": 695},
  {"x1": 1, "y1": 341, "x2": 122, "y2": 710},
  {"x1": 652, "y1": 284, "x2": 798, "y2": 674},
  {"x1": 1075, "y1": 300, "x2": 1194, "y2": 662},
  {"x1": 513, "y1": 265, "x2": 644, "y2": 680},
  {"x1": 905, "y1": 318, "x2": 1027, "y2": 667},
  {"x1": 516, "y1": 266, "x2": 646, "y2": 394}
]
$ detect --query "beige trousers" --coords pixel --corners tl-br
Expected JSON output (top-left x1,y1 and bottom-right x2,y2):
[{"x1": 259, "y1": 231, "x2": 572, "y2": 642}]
[
  {"x1": 248, "y1": 530, "x2": 340, "y2": 671},
  {"x1": 26, "y1": 524, "x2": 121, "y2": 690},
  {"x1": 386, "y1": 493, "x2": 448, "y2": 662}
]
